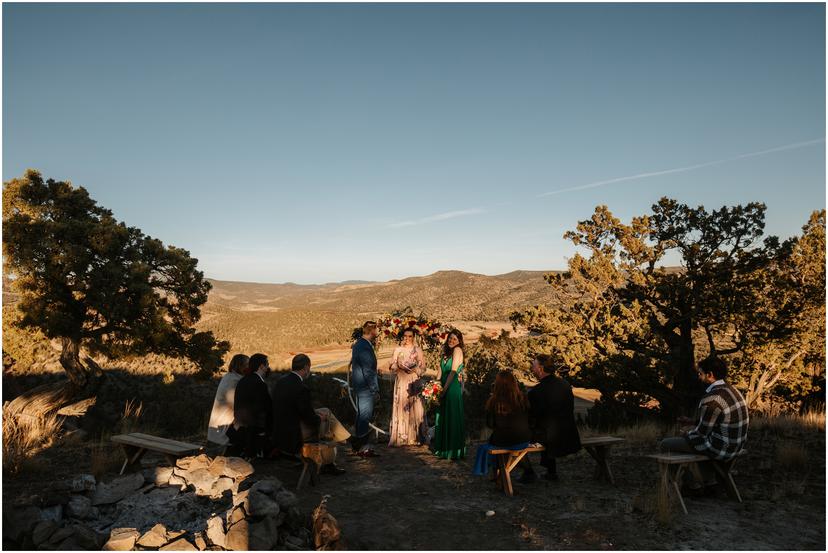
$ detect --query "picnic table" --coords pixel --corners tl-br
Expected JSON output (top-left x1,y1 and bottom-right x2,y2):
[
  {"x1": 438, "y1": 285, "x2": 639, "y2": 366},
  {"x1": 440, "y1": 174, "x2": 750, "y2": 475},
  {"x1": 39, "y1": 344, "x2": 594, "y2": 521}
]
[
  {"x1": 111, "y1": 433, "x2": 204, "y2": 475},
  {"x1": 581, "y1": 436, "x2": 626, "y2": 484}
]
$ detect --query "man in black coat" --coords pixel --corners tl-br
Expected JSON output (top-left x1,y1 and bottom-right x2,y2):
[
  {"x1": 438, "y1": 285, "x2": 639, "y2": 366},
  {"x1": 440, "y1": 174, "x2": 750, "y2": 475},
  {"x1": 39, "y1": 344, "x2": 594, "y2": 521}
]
[
  {"x1": 229, "y1": 353, "x2": 273, "y2": 458},
  {"x1": 270, "y1": 354, "x2": 348, "y2": 475},
  {"x1": 523, "y1": 354, "x2": 581, "y2": 482}
]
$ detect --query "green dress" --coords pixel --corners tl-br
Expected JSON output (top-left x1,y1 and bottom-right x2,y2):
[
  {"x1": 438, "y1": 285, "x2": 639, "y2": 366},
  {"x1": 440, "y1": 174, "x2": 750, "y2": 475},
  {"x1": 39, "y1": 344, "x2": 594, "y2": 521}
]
[{"x1": 434, "y1": 356, "x2": 466, "y2": 459}]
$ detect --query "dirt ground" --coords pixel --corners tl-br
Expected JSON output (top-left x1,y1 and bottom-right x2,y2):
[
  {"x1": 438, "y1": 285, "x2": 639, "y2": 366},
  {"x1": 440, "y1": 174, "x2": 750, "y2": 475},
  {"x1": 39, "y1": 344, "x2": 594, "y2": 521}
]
[
  {"x1": 4, "y1": 418, "x2": 825, "y2": 550},
  {"x1": 254, "y1": 436, "x2": 825, "y2": 551}
]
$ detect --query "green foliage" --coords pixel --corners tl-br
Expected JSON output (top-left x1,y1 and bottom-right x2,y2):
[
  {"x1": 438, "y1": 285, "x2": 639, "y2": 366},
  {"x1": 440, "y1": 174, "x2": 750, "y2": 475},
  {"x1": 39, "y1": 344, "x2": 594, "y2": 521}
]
[
  {"x1": 2, "y1": 170, "x2": 229, "y2": 384},
  {"x1": 2, "y1": 305, "x2": 57, "y2": 372},
  {"x1": 511, "y1": 198, "x2": 824, "y2": 414}
]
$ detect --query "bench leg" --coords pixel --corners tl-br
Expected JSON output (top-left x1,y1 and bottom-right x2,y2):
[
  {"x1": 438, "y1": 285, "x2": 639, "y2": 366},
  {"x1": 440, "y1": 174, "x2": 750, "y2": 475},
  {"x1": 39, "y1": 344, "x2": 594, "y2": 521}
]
[
  {"x1": 584, "y1": 445, "x2": 615, "y2": 485},
  {"x1": 670, "y1": 464, "x2": 689, "y2": 514},
  {"x1": 502, "y1": 456, "x2": 515, "y2": 497},
  {"x1": 119, "y1": 445, "x2": 147, "y2": 475},
  {"x1": 711, "y1": 460, "x2": 742, "y2": 503}
]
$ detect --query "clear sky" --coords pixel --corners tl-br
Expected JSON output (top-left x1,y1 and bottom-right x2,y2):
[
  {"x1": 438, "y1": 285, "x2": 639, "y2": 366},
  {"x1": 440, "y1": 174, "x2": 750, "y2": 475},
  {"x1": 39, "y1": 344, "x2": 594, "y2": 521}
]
[{"x1": 3, "y1": 3, "x2": 825, "y2": 284}]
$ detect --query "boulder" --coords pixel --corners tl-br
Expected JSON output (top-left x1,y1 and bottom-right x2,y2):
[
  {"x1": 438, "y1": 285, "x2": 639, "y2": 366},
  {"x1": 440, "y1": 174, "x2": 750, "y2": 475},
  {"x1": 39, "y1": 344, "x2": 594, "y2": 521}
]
[
  {"x1": 103, "y1": 527, "x2": 140, "y2": 551},
  {"x1": 67, "y1": 474, "x2": 96, "y2": 493},
  {"x1": 249, "y1": 516, "x2": 279, "y2": 550},
  {"x1": 69, "y1": 524, "x2": 105, "y2": 550},
  {"x1": 228, "y1": 505, "x2": 247, "y2": 526},
  {"x1": 245, "y1": 491, "x2": 280, "y2": 517},
  {"x1": 46, "y1": 527, "x2": 76, "y2": 547},
  {"x1": 31, "y1": 520, "x2": 58, "y2": 547},
  {"x1": 232, "y1": 489, "x2": 249, "y2": 508},
  {"x1": 250, "y1": 479, "x2": 280, "y2": 496},
  {"x1": 92, "y1": 473, "x2": 144, "y2": 506},
  {"x1": 224, "y1": 519, "x2": 249, "y2": 551},
  {"x1": 143, "y1": 466, "x2": 174, "y2": 487},
  {"x1": 205, "y1": 516, "x2": 225, "y2": 549},
  {"x1": 137, "y1": 523, "x2": 169, "y2": 548},
  {"x1": 184, "y1": 468, "x2": 216, "y2": 496},
  {"x1": 41, "y1": 505, "x2": 63, "y2": 523},
  {"x1": 193, "y1": 532, "x2": 207, "y2": 551},
  {"x1": 168, "y1": 473, "x2": 188, "y2": 491},
  {"x1": 4, "y1": 505, "x2": 43, "y2": 541},
  {"x1": 274, "y1": 490, "x2": 298, "y2": 509},
  {"x1": 160, "y1": 537, "x2": 198, "y2": 551},
  {"x1": 66, "y1": 495, "x2": 92, "y2": 519}
]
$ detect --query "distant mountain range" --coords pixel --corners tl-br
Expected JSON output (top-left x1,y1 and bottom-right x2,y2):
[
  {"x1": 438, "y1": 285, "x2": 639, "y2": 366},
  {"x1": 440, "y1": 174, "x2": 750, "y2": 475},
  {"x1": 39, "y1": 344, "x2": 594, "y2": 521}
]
[{"x1": 207, "y1": 269, "x2": 560, "y2": 321}]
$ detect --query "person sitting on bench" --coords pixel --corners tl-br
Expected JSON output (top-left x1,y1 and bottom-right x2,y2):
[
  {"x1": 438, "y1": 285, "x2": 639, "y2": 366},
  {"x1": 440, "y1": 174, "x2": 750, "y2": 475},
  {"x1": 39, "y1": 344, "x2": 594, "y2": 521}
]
[
  {"x1": 270, "y1": 354, "x2": 350, "y2": 475},
  {"x1": 660, "y1": 356, "x2": 749, "y2": 495},
  {"x1": 228, "y1": 353, "x2": 273, "y2": 459},
  {"x1": 523, "y1": 354, "x2": 581, "y2": 482},
  {"x1": 207, "y1": 353, "x2": 249, "y2": 451},
  {"x1": 473, "y1": 370, "x2": 532, "y2": 476}
]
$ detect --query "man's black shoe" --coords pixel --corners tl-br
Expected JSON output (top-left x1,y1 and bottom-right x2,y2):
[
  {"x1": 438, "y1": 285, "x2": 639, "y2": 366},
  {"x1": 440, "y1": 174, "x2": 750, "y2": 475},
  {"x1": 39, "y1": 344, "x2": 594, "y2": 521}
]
[{"x1": 320, "y1": 463, "x2": 346, "y2": 476}]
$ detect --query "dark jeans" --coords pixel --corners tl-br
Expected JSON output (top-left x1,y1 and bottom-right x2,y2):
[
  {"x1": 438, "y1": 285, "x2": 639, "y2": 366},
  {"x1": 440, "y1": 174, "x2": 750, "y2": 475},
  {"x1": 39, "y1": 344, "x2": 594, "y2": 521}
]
[
  {"x1": 227, "y1": 426, "x2": 269, "y2": 458},
  {"x1": 353, "y1": 389, "x2": 375, "y2": 444}
]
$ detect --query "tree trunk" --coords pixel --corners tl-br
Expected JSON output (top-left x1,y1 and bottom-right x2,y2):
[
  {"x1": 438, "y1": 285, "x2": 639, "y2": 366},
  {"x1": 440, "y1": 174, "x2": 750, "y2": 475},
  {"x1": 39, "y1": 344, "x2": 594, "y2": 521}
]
[
  {"x1": 5, "y1": 338, "x2": 102, "y2": 421},
  {"x1": 672, "y1": 319, "x2": 700, "y2": 416}
]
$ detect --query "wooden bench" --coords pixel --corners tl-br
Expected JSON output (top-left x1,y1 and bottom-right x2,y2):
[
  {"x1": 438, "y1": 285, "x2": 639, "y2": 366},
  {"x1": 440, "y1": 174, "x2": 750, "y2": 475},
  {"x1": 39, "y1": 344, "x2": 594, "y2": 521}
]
[
  {"x1": 297, "y1": 441, "x2": 338, "y2": 491},
  {"x1": 648, "y1": 450, "x2": 745, "y2": 514},
  {"x1": 580, "y1": 436, "x2": 626, "y2": 485},
  {"x1": 488, "y1": 435, "x2": 625, "y2": 497},
  {"x1": 489, "y1": 444, "x2": 545, "y2": 497},
  {"x1": 111, "y1": 433, "x2": 204, "y2": 475}
]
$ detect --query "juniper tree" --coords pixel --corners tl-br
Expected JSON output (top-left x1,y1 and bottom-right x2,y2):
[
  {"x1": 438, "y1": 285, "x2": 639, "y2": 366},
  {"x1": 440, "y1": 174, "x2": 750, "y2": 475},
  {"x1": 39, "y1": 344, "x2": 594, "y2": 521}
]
[{"x1": 2, "y1": 170, "x2": 229, "y2": 393}]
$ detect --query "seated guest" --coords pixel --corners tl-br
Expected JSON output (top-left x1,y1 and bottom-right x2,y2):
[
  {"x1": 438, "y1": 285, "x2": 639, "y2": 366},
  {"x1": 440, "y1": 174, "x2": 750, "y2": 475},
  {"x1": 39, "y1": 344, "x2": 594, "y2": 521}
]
[
  {"x1": 271, "y1": 354, "x2": 350, "y2": 475},
  {"x1": 473, "y1": 370, "x2": 532, "y2": 476},
  {"x1": 660, "y1": 356, "x2": 749, "y2": 493},
  {"x1": 207, "y1": 353, "x2": 249, "y2": 449},
  {"x1": 523, "y1": 354, "x2": 581, "y2": 482},
  {"x1": 229, "y1": 353, "x2": 273, "y2": 459}
]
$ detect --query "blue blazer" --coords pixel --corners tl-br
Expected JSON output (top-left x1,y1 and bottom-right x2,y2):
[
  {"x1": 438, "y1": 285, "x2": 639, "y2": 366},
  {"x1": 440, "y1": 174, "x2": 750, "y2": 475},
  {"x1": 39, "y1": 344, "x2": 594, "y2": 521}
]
[{"x1": 350, "y1": 337, "x2": 378, "y2": 393}]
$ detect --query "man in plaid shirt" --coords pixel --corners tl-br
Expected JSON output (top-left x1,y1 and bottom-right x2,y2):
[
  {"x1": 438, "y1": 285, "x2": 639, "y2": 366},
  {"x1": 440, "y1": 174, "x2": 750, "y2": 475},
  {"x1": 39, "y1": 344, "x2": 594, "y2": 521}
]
[{"x1": 660, "y1": 356, "x2": 749, "y2": 491}]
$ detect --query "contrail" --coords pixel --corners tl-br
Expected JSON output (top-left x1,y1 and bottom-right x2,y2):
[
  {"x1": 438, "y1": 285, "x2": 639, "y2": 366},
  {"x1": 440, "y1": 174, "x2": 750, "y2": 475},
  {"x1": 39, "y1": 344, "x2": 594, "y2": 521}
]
[
  {"x1": 388, "y1": 207, "x2": 486, "y2": 228},
  {"x1": 539, "y1": 138, "x2": 825, "y2": 197}
]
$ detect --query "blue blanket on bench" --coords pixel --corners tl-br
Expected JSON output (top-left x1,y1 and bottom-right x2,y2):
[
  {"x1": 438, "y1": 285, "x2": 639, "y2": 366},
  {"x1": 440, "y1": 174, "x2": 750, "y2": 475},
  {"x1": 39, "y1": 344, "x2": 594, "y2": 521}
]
[{"x1": 473, "y1": 441, "x2": 530, "y2": 476}]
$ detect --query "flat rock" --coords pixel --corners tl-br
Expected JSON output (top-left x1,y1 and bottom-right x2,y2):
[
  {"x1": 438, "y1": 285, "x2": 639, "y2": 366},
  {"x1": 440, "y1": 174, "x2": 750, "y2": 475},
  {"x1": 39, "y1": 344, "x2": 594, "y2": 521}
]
[
  {"x1": 66, "y1": 495, "x2": 92, "y2": 519},
  {"x1": 211, "y1": 476, "x2": 235, "y2": 499},
  {"x1": 137, "y1": 523, "x2": 169, "y2": 548},
  {"x1": 160, "y1": 537, "x2": 198, "y2": 551},
  {"x1": 232, "y1": 489, "x2": 249, "y2": 508},
  {"x1": 193, "y1": 532, "x2": 207, "y2": 551},
  {"x1": 184, "y1": 468, "x2": 216, "y2": 496},
  {"x1": 245, "y1": 491, "x2": 280, "y2": 517},
  {"x1": 225, "y1": 519, "x2": 249, "y2": 551},
  {"x1": 69, "y1": 524, "x2": 104, "y2": 550},
  {"x1": 103, "y1": 527, "x2": 140, "y2": 551},
  {"x1": 228, "y1": 505, "x2": 247, "y2": 526},
  {"x1": 92, "y1": 473, "x2": 144, "y2": 506},
  {"x1": 217, "y1": 457, "x2": 254, "y2": 480},
  {"x1": 32, "y1": 520, "x2": 58, "y2": 546},
  {"x1": 168, "y1": 473, "x2": 188, "y2": 490},
  {"x1": 205, "y1": 517, "x2": 225, "y2": 549},
  {"x1": 175, "y1": 454, "x2": 211, "y2": 473}
]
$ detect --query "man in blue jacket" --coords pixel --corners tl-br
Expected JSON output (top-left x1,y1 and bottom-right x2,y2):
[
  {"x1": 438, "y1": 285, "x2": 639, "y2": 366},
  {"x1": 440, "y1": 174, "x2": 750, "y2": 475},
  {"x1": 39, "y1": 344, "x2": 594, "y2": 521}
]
[{"x1": 349, "y1": 321, "x2": 380, "y2": 455}]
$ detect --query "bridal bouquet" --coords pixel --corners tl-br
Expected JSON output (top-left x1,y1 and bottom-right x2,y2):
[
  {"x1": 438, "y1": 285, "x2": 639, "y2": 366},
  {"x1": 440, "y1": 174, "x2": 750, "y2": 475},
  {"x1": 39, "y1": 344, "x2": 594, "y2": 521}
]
[{"x1": 420, "y1": 379, "x2": 443, "y2": 409}]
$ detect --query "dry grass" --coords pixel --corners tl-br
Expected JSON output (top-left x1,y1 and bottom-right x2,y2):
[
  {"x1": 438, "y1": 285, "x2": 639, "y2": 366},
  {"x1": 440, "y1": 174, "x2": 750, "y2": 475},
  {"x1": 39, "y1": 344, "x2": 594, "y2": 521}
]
[
  {"x1": 90, "y1": 435, "x2": 123, "y2": 480},
  {"x1": 118, "y1": 398, "x2": 144, "y2": 434},
  {"x1": 751, "y1": 410, "x2": 826, "y2": 434},
  {"x1": 2, "y1": 410, "x2": 62, "y2": 475}
]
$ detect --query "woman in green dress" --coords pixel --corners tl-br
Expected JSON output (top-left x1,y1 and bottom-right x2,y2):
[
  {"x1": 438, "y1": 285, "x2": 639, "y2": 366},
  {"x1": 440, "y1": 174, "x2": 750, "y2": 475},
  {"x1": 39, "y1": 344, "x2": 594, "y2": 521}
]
[{"x1": 434, "y1": 329, "x2": 466, "y2": 459}]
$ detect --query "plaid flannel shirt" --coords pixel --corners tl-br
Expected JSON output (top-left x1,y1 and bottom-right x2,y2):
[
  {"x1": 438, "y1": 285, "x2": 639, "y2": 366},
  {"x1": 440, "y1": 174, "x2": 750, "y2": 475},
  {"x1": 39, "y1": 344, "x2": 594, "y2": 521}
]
[{"x1": 685, "y1": 381, "x2": 749, "y2": 460}]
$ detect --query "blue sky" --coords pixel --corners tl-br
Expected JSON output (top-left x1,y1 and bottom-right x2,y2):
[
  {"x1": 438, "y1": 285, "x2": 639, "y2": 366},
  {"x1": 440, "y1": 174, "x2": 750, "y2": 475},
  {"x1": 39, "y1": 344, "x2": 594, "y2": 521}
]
[{"x1": 3, "y1": 3, "x2": 825, "y2": 284}]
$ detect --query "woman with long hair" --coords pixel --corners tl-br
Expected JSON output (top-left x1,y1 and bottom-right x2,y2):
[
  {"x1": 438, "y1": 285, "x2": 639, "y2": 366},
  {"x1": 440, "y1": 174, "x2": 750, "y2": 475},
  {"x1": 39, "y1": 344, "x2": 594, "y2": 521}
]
[
  {"x1": 388, "y1": 327, "x2": 426, "y2": 446},
  {"x1": 473, "y1": 370, "x2": 532, "y2": 475},
  {"x1": 207, "y1": 353, "x2": 249, "y2": 448},
  {"x1": 433, "y1": 329, "x2": 466, "y2": 459}
]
